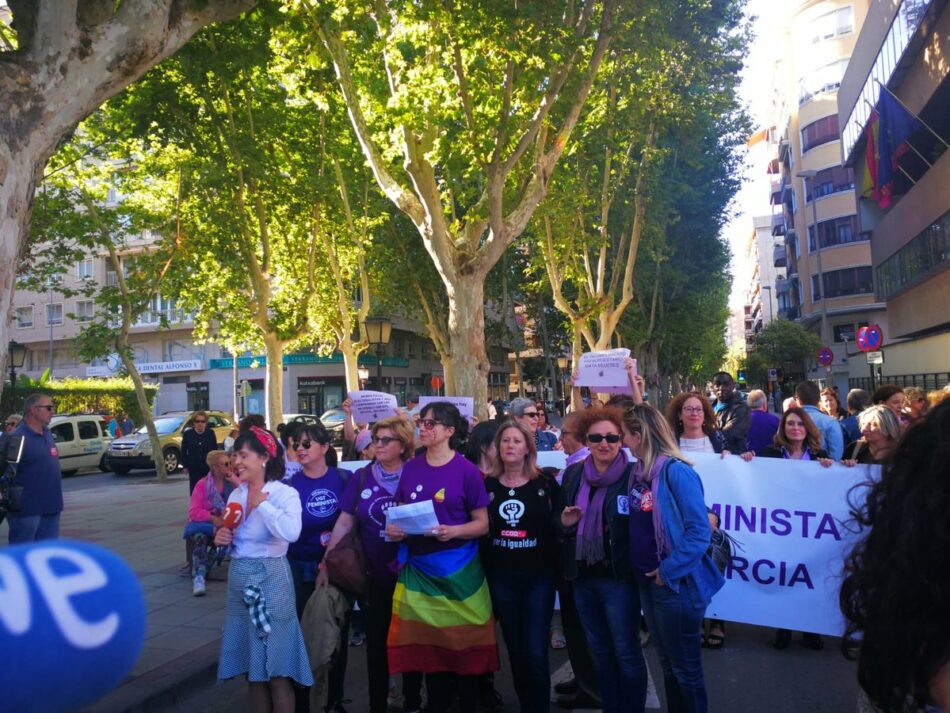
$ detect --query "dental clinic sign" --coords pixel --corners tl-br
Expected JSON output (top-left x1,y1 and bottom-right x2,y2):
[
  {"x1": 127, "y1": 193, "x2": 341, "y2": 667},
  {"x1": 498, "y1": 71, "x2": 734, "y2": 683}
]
[{"x1": 86, "y1": 356, "x2": 202, "y2": 377}]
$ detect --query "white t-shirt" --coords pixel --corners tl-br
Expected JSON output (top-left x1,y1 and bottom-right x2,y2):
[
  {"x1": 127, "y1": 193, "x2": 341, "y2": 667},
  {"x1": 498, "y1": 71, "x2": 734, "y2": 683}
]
[
  {"x1": 228, "y1": 480, "x2": 302, "y2": 558},
  {"x1": 679, "y1": 436, "x2": 714, "y2": 454}
]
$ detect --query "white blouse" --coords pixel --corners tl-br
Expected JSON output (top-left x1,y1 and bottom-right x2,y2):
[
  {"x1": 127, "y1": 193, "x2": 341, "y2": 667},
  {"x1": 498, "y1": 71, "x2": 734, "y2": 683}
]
[
  {"x1": 228, "y1": 480, "x2": 302, "y2": 559},
  {"x1": 679, "y1": 436, "x2": 715, "y2": 454}
]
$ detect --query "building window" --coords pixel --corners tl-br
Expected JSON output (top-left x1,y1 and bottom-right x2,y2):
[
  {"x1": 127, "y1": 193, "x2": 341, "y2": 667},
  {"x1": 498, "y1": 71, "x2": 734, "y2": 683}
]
[
  {"x1": 46, "y1": 303, "x2": 64, "y2": 326},
  {"x1": 407, "y1": 339, "x2": 416, "y2": 359},
  {"x1": 812, "y1": 266, "x2": 874, "y2": 300},
  {"x1": 14, "y1": 306, "x2": 33, "y2": 329},
  {"x1": 808, "y1": 215, "x2": 868, "y2": 251},
  {"x1": 799, "y1": 59, "x2": 850, "y2": 105},
  {"x1": 163, "y1": 340, "x2": 203, "y2": 362},
  {"x1": 804, "y1": 167, "x2": 854, "y2": 201},
  {"x1": 809, "y1": 6, "x2": 854, "y2": 43},
  {"x1": 75, "y1": 300, "x2": 94, "y2": 322},
  {"x1": 76, "y1": 258, "x2": 94, "y2": 280},
  {"x1": 876, "y1": 209, "x2": 950, "y2": 299},
  {"x1": 833, "y1": 324, "x2": 856, "y2": 343},
  {"x1": 801, "y1": 115, "x2": 840, "y2": 153}
]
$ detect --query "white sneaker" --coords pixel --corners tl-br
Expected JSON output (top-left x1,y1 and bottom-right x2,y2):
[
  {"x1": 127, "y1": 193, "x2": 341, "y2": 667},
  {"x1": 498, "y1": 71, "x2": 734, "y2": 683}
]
[{"x1": 193, "y1": 574, "x2": 206, "y2": 597}]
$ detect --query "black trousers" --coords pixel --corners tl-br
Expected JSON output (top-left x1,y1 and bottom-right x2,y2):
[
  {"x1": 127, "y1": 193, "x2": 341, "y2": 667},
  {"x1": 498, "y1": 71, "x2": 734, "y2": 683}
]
[
  {"x1": 558, "y1": 576, "x2": 602, "y2": 704},
  {"x1": 363, "y1": 581, "x2": 422, "y2": 713},
  {"x1": 425, "y1": 672, "x2": 480, "y2": 713}
]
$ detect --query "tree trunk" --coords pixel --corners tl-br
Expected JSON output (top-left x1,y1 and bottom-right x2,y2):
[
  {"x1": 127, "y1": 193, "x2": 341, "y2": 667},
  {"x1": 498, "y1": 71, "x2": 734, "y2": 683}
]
[
  {"x1": 262, "y1": 332, "x2": 284, "y2": 431},
  {"x1": 439, "y1": 356, "x2": 456, "y2": 397},
  {"x1": 120, "y1": 351, "x2": 167, "y2": 481},
  {"x1": 446, "y1": 273, "x2": 490, "y2": 419},
  {"x1": 339, "y1": 335, "x2": 362, "y2": 393}
]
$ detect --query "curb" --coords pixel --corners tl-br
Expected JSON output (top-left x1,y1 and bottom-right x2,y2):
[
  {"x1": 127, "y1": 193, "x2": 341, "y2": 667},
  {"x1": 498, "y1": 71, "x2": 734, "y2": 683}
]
[{"x1": 85, "y1": 639, "x2": 221, "y2": 713}]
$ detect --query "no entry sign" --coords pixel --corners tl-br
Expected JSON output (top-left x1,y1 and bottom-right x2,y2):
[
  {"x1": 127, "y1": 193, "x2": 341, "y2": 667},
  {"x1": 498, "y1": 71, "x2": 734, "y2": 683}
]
[{"x1": 856, "y1": 324, "x2": 884, "y2": 352}]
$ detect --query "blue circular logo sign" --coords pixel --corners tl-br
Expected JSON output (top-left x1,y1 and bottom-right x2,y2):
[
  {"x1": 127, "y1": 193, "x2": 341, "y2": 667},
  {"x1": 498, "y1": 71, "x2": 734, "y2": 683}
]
[
  {"x1": 306, "y1": 488, "x2": 339, "y2": 519},
  {"x1": 817, "y1": 347, "x2": 834, "y2": 366}
]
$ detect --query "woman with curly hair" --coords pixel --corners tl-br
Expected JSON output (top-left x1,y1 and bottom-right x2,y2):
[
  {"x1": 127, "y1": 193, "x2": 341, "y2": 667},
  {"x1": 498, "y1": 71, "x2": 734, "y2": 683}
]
[
  {"x1": 842, "y1": 405, "x2": 901, "y2": 466},
  {"x1": 665, "y1": 392, "x2": 730, "y2": 455},
  {"x1": 840, "y1": 399, "x2": 950, "y2": 712}
]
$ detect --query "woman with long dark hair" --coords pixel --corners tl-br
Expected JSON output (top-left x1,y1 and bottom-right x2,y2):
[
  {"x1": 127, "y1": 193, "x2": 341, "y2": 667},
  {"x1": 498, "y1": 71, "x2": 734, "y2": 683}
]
[
  {"x1": 215, "y1": 428, "x2": 311, "y2": 713},
  {"x1": 840, "y1": 399, "x2": 950, "y2": 712},
  {"x1": 622, "y1": 404, "x2": 722, "y2": 713},
  {"x1": 385, "y1": 402, "x2": 499, "y2": 713}
]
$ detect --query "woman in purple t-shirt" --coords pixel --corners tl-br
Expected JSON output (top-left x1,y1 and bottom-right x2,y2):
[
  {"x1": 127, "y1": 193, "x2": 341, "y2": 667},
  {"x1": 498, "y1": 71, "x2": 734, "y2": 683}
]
[
  {"x1": 319, "y1": 416, "x2": 422, "y2": 713},
  {"x1": 384, "y1": 402, "x2": 499, "y2": 713}
]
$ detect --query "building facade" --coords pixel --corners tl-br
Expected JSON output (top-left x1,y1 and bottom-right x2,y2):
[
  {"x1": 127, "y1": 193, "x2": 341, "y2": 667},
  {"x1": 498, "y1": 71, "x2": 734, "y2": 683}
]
[
  {"x1": 838, "y1": 0, "x2": 950, "y2": 391},
  {"x1": 743, "y1": 213, "x2": 787, "y2": 354},
  {"x1": 11, "y1": 251, "x2": 512, "y2": 415},
  {"x1": 764, "y1": 0, "x2": 888, "y2": 392}
]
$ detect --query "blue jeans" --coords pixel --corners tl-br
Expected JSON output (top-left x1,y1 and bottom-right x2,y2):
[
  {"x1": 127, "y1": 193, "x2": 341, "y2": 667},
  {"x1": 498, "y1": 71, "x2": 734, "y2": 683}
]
[
  {"x1": 488, "y1": 569, "x2": 556, "y2": 713},
  {"x1": 638, "y1": 579, "x2": 707, "y2": 713},
  {"x1": 573, "y1": 574, "x2": 647, "y2": 713},
  {"x1": 7, "y1": 513, "x2": 60, "y2": 544}
]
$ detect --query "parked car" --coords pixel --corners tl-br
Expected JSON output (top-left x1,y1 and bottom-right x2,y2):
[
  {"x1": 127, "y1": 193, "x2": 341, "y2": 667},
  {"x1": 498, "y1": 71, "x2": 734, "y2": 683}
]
[
  {"x1": 49, "y1": 414, "x2": 112, "y2": 475},
  {"x1": 319, "y1": 407, "x2": 347, "y2": 445},
  {"x1": 281, "y1": 413, "x2": 320, "y2": 427},
  {"x1": 105, "y1": 410, "x2": 234, "y2": 475}
]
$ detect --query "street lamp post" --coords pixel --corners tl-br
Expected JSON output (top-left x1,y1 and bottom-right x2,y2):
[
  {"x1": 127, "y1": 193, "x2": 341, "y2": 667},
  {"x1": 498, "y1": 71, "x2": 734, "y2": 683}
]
[
  {"x1": 796, "y1": 170, "x2": 829, "y2": 346},
  {"x1": 556, "y1": 355, "x2": 569, "y2": 412},
  {"x1": 362, "y1": 317, "x2": 392, "y2": 393},
  {"x1": 8, "y1": 341, "x2": 28, "y2": 392},
  {"x1": 762, "y1": 285, "x2": 774, "y2": 323}
]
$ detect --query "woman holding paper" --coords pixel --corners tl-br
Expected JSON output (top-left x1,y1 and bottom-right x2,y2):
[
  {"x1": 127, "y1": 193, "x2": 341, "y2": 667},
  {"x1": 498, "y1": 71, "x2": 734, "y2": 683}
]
[
  {"x1": 621, "y1": 404, "x2": 723, "y2": 713},
  {"x1": 318, "y1": 416, "x2": 423, "y2": 713},
  {"x1": 215, "y1": 427, "x2": 312, "y2": 713},
  {"x1": 483, "y1": 421, "x2": 563, "y2": 713},
  {"x1": 384, "y1": 401, "x2": 498, "y2": 713},
  {"x1": 559, "y1": 406, "x2": 647, "y2": 713}
]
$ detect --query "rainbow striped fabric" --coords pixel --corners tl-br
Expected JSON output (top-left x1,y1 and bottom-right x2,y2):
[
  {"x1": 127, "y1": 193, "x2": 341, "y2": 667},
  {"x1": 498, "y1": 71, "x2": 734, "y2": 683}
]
[{"x1": 387, "y1": 540, "x2": 499, "y2": 675}]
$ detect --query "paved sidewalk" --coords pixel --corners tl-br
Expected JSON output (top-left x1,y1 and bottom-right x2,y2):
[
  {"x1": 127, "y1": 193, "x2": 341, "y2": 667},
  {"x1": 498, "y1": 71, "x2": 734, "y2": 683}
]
[{"x1": 57, "y1": 475, "x2": 229, "y2": 713}]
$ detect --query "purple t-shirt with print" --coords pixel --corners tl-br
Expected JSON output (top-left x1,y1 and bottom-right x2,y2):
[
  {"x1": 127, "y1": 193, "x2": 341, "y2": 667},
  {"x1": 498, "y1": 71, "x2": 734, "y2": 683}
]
[
  {"x1": 340, "y1": 465, "x2": 400, "y2": 585},
  {"x1": 287, "y1": 467, "x2": 347, "y2": 562},
  {"x1": 395, "y1": 452, "x2": 490, "y2": 556}
]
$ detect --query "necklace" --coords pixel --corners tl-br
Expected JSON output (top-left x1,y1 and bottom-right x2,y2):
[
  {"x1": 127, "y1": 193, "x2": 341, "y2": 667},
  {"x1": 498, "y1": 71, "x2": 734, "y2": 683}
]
[{"x1": 500, "y1": 474, "x2": 528, "y2": 495}]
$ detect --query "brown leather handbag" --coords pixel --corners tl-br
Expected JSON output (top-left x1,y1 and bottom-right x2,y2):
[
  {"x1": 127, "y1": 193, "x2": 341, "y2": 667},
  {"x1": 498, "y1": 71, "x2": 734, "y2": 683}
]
[{"x1": 323, "y1": 470, "x2": 368, "y2": 595}]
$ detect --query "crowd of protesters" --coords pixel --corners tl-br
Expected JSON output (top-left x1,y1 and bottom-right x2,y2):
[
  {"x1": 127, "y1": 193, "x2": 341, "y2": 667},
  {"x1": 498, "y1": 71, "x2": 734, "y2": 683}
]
[{"x1": 146, "y1": 365, "x2": 950, "y2": 713}]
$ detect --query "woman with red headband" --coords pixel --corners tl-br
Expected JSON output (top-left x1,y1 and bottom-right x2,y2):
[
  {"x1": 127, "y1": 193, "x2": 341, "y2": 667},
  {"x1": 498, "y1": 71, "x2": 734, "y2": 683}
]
[{"x1": 215, "y1": 427, "x2": 311, "y2": 713}]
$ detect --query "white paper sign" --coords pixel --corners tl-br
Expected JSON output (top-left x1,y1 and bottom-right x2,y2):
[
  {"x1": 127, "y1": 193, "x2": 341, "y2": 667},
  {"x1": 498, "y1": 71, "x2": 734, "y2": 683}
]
[
  {"x1": 385, "y1": 500, "x2": 441, "y2": 536},
  {"x1": 574, "y1": 349, "x2": 633, "y2": 394},
  {"x1": 418, "y1": 396, "x2": 474, "y2": 421},
  {"x1": 347, "y1": 390, "x2": 399, "y2": 423}
]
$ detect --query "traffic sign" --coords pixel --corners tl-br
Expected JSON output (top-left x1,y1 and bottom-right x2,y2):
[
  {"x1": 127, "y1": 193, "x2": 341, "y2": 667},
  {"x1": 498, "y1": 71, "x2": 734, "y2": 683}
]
[
  {"x1": 768, "y1": 368, "x2": 778, "y2": 381},
  {"x1": 817, "y1": 347, "x2": 834, "y2": 366},
  {"x1": 866, "y1": 350, "x2": 884, "y2": 365},
  {"x1": 856, "y1": 324, "x2": 884, "y2": 352}
]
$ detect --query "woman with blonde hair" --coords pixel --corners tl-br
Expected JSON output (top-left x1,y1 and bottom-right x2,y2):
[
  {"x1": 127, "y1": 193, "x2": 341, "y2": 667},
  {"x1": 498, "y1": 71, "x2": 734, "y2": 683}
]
[
  {"x1": 183, "y1": 450, "x2": 238, "y2": 596},
  {"x1": 843, "y1": 405, "x2": 901, "y2": 466},
  {"x1": 483, "y1": 421, "x2": 562, "y2": 712},
  {"x1": 621, "y1": 404, "x2": 722, "y2": 713}
]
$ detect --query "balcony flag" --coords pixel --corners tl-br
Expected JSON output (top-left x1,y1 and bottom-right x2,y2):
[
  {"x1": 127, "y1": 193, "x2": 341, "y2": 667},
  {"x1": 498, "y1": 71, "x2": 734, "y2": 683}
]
[{"x1": 862, "y1": 89, "x2": 922, "y2": 209}]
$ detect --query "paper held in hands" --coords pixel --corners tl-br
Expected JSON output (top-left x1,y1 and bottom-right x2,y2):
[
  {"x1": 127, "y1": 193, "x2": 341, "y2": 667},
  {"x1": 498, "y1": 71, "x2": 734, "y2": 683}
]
[
  {"x1": 574, "y1": 348, "x2": 634, "y2": 394},
  {"x1": 418, "y1": 396, "x2": 474, "y2": 421},
  {"x1": 385, "y1": 500, "x2": 441, "y2": 537},
  {"x1": 347, "y1": 390, "x2": 399, "y2": 423}
]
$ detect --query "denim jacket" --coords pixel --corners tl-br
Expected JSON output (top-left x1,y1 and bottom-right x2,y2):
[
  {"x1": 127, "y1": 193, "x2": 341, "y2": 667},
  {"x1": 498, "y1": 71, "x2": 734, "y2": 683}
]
[
  {"x1": 559, "y1": 460, "x2": 634, "y2": 583},
  {"x1": 654, "y1": 459, "x2": 724, "y2": 608}
]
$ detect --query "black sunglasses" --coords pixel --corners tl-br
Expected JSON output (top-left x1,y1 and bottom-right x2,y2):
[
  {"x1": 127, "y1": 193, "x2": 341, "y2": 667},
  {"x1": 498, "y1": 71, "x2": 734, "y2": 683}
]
[
  {"x1": 193, "y1": 419, "x2": 207, "y2": 424},
  {"x1": 372, "y1": 436, "x2": 399, "y2": 446},
  {"x1": 295, "y1": 439, "x2": 318, "y2": 449},
  {"x1": 586, "y1": 433, "x2": 622, "y2": 444}
]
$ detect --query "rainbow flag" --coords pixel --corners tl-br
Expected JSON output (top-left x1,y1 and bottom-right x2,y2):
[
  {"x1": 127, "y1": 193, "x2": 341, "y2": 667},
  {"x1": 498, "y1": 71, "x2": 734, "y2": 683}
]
[{"x1": 387, "y1": 541, "x2": 499, "y2": 675}]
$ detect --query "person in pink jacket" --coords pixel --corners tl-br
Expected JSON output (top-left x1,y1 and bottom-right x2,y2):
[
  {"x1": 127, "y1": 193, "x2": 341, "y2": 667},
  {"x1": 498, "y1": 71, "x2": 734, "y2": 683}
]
[{"x1": 183, "y1": 450, "x2": 238, "y2": 596}]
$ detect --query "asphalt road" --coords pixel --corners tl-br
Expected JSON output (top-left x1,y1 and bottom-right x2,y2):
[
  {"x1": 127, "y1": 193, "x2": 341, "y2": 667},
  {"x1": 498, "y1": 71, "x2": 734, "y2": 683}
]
[{"x1": 61, "y1": 466, "x2": 163, "y2": 492}]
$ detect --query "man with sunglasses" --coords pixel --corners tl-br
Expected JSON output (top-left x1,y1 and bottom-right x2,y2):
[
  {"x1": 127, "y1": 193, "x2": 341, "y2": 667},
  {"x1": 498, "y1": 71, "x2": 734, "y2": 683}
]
[
  {"x1": 6, "y1": 394, "x2": 63, "y2": 544},
  {"x1": 510, "y1": 397, "x2": 559, "y2": 452},
  {"x1": 182, "y1": 410, "x2": 218, "y2": 494}
]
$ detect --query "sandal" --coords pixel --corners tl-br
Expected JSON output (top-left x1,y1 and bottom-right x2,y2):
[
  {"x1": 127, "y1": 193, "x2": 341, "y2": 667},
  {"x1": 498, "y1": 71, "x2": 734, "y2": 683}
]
[
  {"x1": 550, "y1": 627, "x2": 567, "y2": 649},
  {"x1": 705, "y1": 626, "x2": 725, "y2": 649}
]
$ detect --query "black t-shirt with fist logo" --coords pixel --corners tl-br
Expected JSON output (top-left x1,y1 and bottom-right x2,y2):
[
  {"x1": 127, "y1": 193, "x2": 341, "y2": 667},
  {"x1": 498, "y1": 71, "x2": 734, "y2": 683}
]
[{"x1": 483, "y1": 475, "x2": 561, "y2": 573}]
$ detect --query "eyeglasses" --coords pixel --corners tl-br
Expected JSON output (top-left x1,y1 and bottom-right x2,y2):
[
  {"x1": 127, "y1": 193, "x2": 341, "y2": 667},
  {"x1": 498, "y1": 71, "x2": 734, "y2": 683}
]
[
  {"x1": 35, "y1": 405, "x2": 54, "y2": 411},
  {"x1": 522, "y1": 411, "x2": 539, "y2": 419},
  {"x1": 420, "y1": 419, "x2": 445, "y2": 430},
  {"x1": 682, "y1": 407, "x2": 704, "y2": 414},
  {"x1": 373, "y1": 436, "x2": 399, "y2": 446},
  {"x1": 4, "y1": 422, "x2": 17, "y2": 427},
  {"x1": 193, "y1": 419, "x2": 207, "y2": 424},
  {"x1": 586, "y1": 433, "x2": 622, "y2": 444},
  {"x1": 295, "y1": 439, "x2": 319, "y2": 450}
]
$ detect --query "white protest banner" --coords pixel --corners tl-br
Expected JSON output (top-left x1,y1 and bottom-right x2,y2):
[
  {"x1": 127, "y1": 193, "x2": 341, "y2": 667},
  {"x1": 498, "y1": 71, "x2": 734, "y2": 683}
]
[
  {"x1": 347, "y1": 390, "x2": 399, "y2": 423},
  {"x1": 418, "y1": 396, "x2": 474, "y2": 421},
  {"x1": 695, "y1": 452, "x2": 873, "y2": 636},
  {"x1": 574, "y1": 348, "x2": 633, "y2": 394}
]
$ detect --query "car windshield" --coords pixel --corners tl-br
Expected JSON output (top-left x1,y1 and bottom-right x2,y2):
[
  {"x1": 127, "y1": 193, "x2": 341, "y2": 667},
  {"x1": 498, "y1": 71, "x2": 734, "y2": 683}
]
[
  {"x1": 321, "y1": 410, "x2": 345, "y2": 424},
  {"x1": 135, "y1": 417, "x2": 184, "y2": 436}
]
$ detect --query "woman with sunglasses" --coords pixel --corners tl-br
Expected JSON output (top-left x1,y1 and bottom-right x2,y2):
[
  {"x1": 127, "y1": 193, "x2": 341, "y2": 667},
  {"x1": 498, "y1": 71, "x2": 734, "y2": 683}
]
[
  {"x1": 215, "y1": 427, "x2": 312, "y2": 713},
  {"x1": 284, "y1": 423, "x2": 349, "y2": 712},
  {"x1": 318, "y1": 416, "x2": 423, "y2": 713},
  {"x1": 622, "y1": 404, "x2": 722, "y2": 713},
  {"x1": 385, "y1": 402, "x2": 499, "y2": 713},
  {"x1": 559, "y1": 406, "x2": 646, "y2": 713}
]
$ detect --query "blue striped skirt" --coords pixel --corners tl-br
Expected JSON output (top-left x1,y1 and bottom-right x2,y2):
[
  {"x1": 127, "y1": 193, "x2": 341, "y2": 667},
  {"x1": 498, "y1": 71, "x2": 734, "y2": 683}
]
[{"x1": 218, "y1": 556, "x2": 313, "y2": 685}]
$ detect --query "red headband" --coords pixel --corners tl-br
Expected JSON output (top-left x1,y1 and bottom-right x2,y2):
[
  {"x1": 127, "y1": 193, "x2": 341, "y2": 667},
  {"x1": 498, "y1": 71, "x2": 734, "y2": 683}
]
[{"x1": 250, "y1": 426, "x2": 278, "y2": 458}]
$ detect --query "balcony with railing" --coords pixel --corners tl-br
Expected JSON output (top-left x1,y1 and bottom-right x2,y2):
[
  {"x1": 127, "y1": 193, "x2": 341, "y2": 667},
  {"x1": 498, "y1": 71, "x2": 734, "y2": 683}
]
[
  {"x1": 773, "y1": 243, "x2": 787, "y2": 267},
  {"x1": 771, "y1": 213, "x2": 786, "y2": 236}
]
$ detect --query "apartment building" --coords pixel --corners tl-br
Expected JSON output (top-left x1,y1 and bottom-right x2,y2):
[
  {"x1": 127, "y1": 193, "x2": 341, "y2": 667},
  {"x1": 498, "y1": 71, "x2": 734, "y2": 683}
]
[
  {"x1": 837, "y1": 0, "x2": 950, "y2": 391},
  {"x1": 11, "y1": 250, "x2": 512, "y2": 415},
  {"x1": 763, "y1": 0, "x2": 888, "y2": 392},
  {"x1": 743, "y1": 214, "x2": 787, "y2": 354}
]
